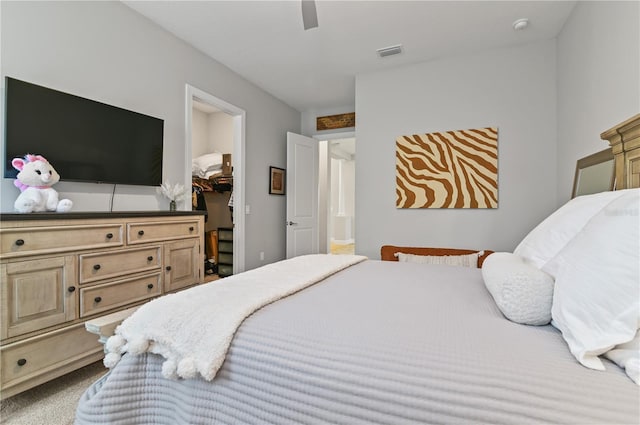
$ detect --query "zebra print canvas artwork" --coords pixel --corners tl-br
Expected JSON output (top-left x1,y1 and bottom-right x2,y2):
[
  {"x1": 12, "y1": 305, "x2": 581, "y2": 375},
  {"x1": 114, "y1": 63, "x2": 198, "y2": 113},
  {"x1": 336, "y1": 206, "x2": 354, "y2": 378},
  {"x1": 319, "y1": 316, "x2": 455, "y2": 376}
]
[{"x1": 396, "y1": 127, "x2": 498, "y2": 208}]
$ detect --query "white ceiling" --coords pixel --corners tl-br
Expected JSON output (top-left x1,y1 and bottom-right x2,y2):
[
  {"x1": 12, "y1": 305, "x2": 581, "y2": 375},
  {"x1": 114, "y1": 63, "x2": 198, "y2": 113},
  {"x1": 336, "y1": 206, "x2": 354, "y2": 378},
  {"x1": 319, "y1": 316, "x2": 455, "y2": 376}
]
[
  {"x1": 123, "y1": 0, "x2": 577, "y2": 112},
  {"x1": 330, "y1": 138, "x2": 356, "y2": 157}
]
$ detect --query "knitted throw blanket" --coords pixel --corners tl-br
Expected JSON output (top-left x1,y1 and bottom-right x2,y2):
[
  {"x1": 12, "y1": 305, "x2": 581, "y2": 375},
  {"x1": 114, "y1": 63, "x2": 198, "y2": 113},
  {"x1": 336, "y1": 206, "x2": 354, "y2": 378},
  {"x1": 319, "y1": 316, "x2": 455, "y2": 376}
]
[{"x1": 104, "y1": 254, "x2": 367, "y2": 381}]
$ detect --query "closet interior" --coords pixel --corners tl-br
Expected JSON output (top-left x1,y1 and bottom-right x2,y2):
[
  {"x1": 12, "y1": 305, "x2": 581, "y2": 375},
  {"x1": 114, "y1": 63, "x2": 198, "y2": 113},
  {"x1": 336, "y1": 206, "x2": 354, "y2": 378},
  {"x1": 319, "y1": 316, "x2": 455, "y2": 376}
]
[{"x1": 191, "y1": 100, "x2": 234, "y2": 280}]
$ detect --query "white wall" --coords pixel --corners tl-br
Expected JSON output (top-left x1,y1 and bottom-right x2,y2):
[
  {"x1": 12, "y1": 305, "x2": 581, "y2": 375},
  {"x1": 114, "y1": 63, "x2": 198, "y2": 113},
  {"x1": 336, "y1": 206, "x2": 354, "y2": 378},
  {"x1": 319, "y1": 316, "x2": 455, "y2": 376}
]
[
  {"x1": 0, "y1": 1, "x2": 300, "y2": 270},
  {"x1": 207, "y1": 112, "x2": 234, "y2": 161},
  {"x1": 318, "y1": 141, "x2": 329, "y2": 253},
  {"x1": 192, "y1": 109, "x2": 233, "y2": 161},
  {"x1": 355, "y1": 41, "x2": 557, "y2": 259},
  {"x1": 191, "y1": 109, "x2": 210, "y2": 158},
  {"x1": 330, "y1": 158, "x2": 355, "y2": 217},
  {"x1": 330, "y1": 157, "x2": 355, "y2": 243},
  {"x1": 556, "y1": 1, "x2": 640, "y2": 201}
]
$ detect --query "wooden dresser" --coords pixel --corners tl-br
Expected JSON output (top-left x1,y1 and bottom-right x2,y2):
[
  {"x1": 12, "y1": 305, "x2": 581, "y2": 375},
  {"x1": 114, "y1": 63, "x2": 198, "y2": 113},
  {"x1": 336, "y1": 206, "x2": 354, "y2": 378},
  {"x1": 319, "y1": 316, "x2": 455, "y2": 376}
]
[{"x1": 0, "y1": 211, "x2": 204, "y2": 398}]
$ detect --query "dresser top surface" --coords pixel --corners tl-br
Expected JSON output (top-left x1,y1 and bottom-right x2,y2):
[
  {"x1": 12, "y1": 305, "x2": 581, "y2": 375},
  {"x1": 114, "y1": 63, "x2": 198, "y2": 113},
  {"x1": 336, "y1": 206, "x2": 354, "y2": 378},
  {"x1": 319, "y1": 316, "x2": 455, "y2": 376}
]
[{"x1": 0, "y1": 211, "x2": 206, "y2": 222}]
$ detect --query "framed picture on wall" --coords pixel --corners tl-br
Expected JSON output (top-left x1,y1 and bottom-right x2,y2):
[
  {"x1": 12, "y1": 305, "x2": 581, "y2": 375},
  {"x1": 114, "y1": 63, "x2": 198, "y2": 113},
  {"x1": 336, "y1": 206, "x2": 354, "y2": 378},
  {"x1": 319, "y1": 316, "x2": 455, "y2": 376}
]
[{"x1": 269, "y1": 166, "x2": 285, "y2": 195}]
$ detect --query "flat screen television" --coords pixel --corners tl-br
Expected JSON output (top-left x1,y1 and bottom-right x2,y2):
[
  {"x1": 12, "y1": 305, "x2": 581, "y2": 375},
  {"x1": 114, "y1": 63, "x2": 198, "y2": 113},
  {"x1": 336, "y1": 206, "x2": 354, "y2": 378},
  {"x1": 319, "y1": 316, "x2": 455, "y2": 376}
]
[{"x1": 4, "y1": 77, "x2": 164, "y2": 186}]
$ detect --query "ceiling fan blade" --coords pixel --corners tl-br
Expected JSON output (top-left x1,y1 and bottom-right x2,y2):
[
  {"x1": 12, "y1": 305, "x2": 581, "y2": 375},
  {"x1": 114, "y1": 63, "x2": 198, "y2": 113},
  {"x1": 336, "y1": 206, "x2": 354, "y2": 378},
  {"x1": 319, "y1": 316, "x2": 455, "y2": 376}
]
[{"x1": 301, "y1": 0, "x2": 318, "y2": 30}]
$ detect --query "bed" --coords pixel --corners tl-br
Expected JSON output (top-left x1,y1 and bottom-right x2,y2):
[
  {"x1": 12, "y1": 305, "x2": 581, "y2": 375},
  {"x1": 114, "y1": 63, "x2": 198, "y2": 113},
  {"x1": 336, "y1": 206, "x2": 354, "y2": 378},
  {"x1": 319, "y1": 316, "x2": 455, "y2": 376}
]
[{"x1": 76, "y1": 116, "x2": 640, "y2": 424}]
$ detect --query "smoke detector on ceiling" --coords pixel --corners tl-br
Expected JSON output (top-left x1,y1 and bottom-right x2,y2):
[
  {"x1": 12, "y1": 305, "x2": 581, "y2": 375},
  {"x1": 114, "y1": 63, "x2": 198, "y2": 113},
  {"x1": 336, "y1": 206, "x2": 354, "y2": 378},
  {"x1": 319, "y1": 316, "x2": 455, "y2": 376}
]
[
  {"x1": 376, "y1": 44, "x2": 403, "y2": 58},
  {"x1": 513, "y1": 18, "x2": 529, "y2": 31}
]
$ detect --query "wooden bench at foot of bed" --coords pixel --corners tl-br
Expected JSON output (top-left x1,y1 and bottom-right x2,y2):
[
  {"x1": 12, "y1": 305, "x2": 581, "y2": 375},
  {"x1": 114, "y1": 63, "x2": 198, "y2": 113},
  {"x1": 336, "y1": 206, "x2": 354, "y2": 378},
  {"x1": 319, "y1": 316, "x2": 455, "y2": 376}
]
[{"x1": 85, "y1": 306, "x2": 139, "y2": 349}]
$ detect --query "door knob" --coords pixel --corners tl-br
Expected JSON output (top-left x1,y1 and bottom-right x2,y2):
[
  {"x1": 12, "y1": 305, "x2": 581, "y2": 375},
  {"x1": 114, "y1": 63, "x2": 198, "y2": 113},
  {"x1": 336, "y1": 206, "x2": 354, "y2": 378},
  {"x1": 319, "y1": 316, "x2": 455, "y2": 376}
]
[{"x1": 286, "y1": 221, "x2": 298, "y2": 226}]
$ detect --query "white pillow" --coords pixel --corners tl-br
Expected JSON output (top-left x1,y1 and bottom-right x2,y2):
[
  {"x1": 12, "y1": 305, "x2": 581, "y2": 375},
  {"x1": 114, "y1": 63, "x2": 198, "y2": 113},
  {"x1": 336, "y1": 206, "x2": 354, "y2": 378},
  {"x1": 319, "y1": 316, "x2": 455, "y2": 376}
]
[
  {"x1": 395, "y1": 251, "x2": 480, "y2": 268},
  {"x1": 192, "y1": 153, "x2": 223, "y2": 178},
  {"x1": 203, "y1": 169, "x2": 223, "y2": 179},
  {"x1": 604, "y1": 329, "x2": 640, "y2": 385},
  {"x1": 549, "y1": 189, "x2": 640, "y2": 372},
  {"x1": 481, "y1": 252, "x2": 554, "y2": 325},
  {"x1": 514, "y1": 189, "x2": 630, "y2": 271}
]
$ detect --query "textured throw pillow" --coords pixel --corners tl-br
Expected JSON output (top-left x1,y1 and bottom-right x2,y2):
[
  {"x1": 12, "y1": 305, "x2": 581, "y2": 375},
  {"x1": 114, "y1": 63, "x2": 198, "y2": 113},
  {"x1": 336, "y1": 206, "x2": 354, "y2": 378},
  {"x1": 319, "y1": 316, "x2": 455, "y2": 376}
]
[
  {"x1": 514, "y1": 189, "x2": 629, "y2": 271},
  {"x1": 395, "y1": 251, "x2": 480, "y2": 268},
  {"x1": 548, "y1": 189, "x2": 639, "y2": 373},
  {"x1": 481, "y1": 252, "x2": 554, "y2": 325}
]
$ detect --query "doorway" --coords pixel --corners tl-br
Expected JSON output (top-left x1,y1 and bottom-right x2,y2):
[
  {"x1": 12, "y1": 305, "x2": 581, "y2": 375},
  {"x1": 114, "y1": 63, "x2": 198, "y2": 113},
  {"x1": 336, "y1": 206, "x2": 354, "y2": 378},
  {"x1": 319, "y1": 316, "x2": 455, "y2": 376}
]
[
  {"x1": 184, "y1": 84, "x2": 246, "y2": 275},
  {"x1": 328, "y1": 138, "x2": 355, "y2": 255},
  {"x1": 317, "y1": 133, "x2": 355, "y2": 255}
]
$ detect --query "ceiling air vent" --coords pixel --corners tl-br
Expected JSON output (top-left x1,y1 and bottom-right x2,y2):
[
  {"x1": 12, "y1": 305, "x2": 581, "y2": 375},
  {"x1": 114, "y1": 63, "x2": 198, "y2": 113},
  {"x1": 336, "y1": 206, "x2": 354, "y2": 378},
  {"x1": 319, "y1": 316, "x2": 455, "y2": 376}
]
[{"x1": 376, "y1": 44, "x2": 403, "y2": 58}]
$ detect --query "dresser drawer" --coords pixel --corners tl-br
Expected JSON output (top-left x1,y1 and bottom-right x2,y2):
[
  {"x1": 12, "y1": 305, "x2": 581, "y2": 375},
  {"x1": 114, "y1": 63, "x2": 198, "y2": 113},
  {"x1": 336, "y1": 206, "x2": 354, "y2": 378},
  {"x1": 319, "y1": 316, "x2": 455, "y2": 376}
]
[
  {"x1": 79, "y1": 246, "x2": 161, "y2": 284},
  {"x1": 218, "y1": 263, "x2": 233, "y2": 277},
  {"x1": 80, "y1": 273, "x2": 161, "y2": 317},
  {"x1": 218, "y1": 252, "x2": 233, "y2": 264},
  {"x1": 1, "y1": 323, "x2": 103, "y2": 390},
  {"x1": 127, "y1": 220, "x2": 200, "y2": 245},
  {"x1": 218, "y1": 228, "x2": 233, "y2": 241},
  {"x1": 218, "y1": 241, "x2": 233, "y2": 252},
  {"x1": 0, "y1": 224, "x2": 123, "y2": 259}
]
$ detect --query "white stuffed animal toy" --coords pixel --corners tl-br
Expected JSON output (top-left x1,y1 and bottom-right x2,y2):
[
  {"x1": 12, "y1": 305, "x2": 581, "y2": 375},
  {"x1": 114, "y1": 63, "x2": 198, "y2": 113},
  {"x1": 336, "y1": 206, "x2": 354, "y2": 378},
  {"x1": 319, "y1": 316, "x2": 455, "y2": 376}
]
[{"x1": 12, "y1": 154, "x2": 73, "y2": 213}]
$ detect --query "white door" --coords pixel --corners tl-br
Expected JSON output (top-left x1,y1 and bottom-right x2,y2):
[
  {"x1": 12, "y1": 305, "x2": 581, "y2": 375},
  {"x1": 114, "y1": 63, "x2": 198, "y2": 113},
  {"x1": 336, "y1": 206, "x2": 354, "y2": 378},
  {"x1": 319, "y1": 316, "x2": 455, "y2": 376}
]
[{"x1": 286, "y1": 132, "x2": 319, "y2": 258}]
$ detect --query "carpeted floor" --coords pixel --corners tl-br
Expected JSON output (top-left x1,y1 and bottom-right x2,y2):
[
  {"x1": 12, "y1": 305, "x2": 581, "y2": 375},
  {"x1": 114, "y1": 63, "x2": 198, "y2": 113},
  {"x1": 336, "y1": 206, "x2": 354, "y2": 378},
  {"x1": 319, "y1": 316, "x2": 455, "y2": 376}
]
[{"x1": 0, "y1": 361, "x2": 107, "y2": 425}]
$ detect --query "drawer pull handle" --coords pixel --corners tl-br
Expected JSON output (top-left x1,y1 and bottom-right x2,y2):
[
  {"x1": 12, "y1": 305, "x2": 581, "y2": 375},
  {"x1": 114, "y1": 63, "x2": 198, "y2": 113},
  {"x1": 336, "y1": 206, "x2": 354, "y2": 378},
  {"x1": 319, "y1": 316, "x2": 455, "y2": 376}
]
[
  {"x1": 94, "y1": 296, "x2": 102, "y2": 303},
  {"x1": 138, "y1": 230, "x2": 145, "y2": 236},
  {"x1": 147, "y1": 256, "x2": 154, "y2": 261},
  {"x1": 93, "y1": 264, "x2": 101, "y2": 271},
  {"x1": 68, "y1": 286, "x2": 76, "y2": 293},
  {"x1": 17, "y1": 358, "x2": 27, "y2": 366},
  {"x1": 106, "y1": 233, "x2": 114, "y2": 239},
  {"x1": 15, "y1": 239, "x2": 25, "y2": 246},
  {"x1": 147, "y1": 283, "x2": 154, "y2": 289},
  {"x1": 189, "y1": 226, "x2": 195, "y2": 231},
  {"x1": 166, "y1": 266, "x2": 172, "y2": 271}
]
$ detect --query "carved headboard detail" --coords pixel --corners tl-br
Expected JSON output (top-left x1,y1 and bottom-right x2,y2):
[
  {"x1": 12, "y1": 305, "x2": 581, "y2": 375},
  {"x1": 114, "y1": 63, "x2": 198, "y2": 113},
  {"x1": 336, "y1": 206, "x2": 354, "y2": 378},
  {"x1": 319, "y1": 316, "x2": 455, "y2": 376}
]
[{"x1": 600, "y1": 113, "x2": 640, "y2": 189}]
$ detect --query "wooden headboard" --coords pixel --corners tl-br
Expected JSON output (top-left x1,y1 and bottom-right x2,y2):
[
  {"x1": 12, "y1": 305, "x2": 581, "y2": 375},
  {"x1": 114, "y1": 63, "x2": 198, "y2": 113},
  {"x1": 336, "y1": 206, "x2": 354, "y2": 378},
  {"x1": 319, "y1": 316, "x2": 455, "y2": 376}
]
[
  {"x1": 380, "y1": 245, "x2": 494, "y2": 268},
  {"x1": 601, "y1": 113, "x2": 640, "y2": 189}
]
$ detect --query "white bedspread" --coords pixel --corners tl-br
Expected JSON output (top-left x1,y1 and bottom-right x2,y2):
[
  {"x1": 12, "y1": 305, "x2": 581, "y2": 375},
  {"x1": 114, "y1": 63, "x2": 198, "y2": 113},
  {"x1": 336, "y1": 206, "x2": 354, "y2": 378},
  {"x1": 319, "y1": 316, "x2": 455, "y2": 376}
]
[{"x1": 104, "y1": 254, "x2": 367, "y2": 381}]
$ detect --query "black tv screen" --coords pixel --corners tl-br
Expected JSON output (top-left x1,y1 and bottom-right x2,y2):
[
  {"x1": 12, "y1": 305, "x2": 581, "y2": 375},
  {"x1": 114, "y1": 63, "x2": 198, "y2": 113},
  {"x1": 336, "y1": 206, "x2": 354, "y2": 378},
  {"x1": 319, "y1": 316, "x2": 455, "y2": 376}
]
[{"x1": 4, "y1": 77, "x2": 164, "y2": 186}]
